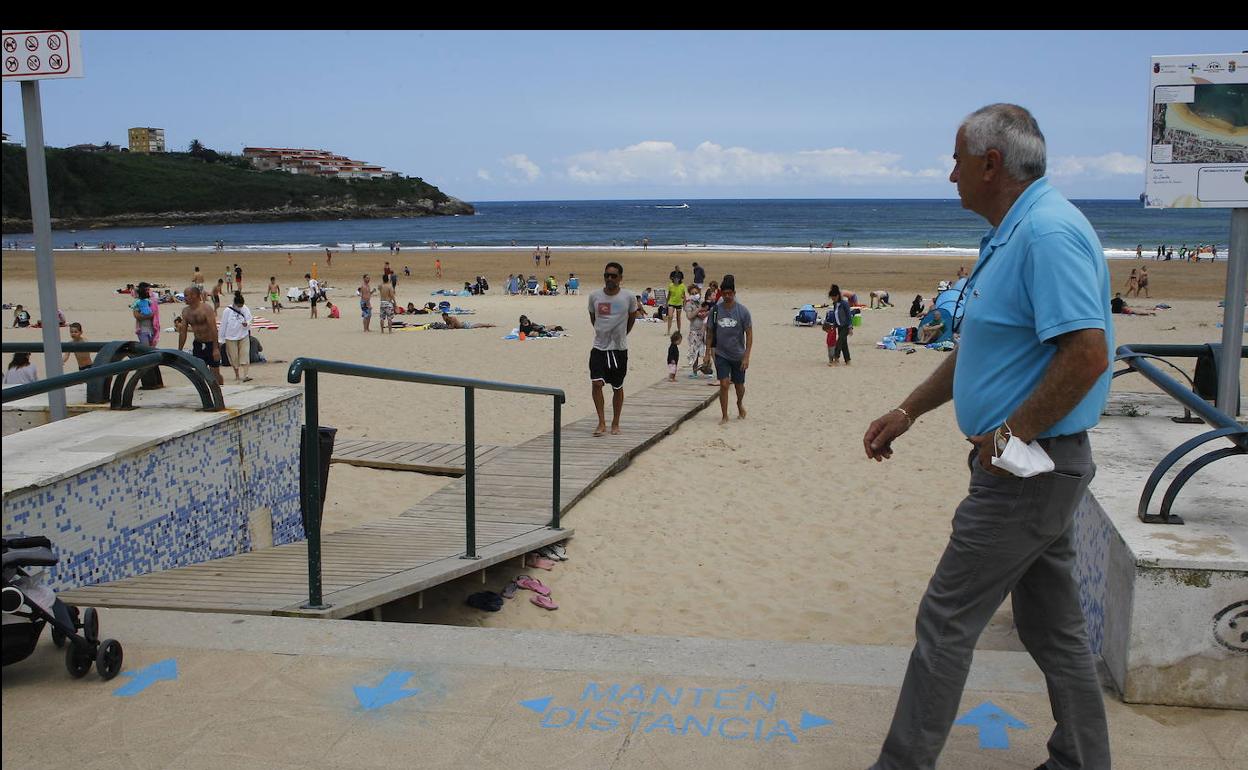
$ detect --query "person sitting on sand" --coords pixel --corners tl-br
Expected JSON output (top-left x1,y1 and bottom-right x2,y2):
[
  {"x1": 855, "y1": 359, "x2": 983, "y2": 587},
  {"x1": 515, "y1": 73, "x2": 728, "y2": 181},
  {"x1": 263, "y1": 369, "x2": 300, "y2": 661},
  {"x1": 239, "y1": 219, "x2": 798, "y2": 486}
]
[
  {"x1": 918, "y1": 309, "x2": 947, "y2": 343},
  {"x1": 519, "y1": 314, "x2": 562, "y2": 337},
  {"x1": 1111, "y1": 293, "x2": 1156, "y2": 316},
  {"x1": 441, "y1": 312, "x2": 495, "y2": 330},
  {"x1": 909, "y1": 295, "x2": 926, "y2": 318},
  {"x1": 12, "y1": 305, "x2": 30, "y2": 328},
  {"x1": 406, "y1": 302, "x2": 419, "y2": 314},
  {"x1": 326, "y1": 301, "x2": 340, "y2": 319}
]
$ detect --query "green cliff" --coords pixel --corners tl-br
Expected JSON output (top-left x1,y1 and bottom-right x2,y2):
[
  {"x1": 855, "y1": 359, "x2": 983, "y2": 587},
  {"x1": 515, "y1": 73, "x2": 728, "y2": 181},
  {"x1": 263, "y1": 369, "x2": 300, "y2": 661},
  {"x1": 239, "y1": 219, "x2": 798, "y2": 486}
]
[{"x1": 1, "y1": 144, "x2": 473, "y2": 231}]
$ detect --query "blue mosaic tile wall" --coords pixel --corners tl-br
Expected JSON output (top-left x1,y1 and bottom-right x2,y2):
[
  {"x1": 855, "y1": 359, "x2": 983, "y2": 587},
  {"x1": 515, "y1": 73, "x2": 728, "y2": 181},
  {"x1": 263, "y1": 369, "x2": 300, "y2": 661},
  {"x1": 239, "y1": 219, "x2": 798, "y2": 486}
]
[
  {"x1": 1072, "y1": 492, "x2": 1113, "y2": 655},
  {"x1": 2, "y1": 394, "x2": 304, "y2": 592}
]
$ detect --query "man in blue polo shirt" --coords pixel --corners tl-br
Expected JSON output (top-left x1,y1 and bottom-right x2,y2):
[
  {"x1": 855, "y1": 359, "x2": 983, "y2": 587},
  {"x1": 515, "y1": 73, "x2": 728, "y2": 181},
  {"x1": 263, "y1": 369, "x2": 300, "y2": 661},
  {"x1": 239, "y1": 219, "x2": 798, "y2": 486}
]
[{"x1": 862, "y1": 104, "x2": 1113, "y2": 770}]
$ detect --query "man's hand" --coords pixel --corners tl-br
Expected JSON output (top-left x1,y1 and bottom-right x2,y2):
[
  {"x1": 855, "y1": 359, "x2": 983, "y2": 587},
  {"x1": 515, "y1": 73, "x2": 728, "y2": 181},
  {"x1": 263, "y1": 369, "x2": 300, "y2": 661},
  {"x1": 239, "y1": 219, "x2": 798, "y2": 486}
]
[
  {"x1": 863, "y1": 410, "x2": 910, "y2": 461},
  {"x1": 741, "y1": 354, "x2": 750, "y2": 371},
  {"x1": 967, "y1": 429, "x2": 1013, "y2": 477}
]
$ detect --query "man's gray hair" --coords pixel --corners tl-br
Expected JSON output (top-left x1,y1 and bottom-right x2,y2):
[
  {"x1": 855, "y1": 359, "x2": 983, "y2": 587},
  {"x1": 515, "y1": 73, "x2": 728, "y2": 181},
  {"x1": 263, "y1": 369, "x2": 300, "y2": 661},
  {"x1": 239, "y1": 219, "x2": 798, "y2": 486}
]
[{"x1": 960, "y1": 104, "x2": 1047, "y2": 182}]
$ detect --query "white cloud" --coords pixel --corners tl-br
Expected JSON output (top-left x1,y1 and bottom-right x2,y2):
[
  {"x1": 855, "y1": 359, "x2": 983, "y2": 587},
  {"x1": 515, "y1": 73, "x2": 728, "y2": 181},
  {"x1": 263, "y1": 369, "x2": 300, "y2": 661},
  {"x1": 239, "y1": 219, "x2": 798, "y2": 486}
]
[
  {"x1": 560, "y1": 140, "x2": 942, "y2": 186},
  {"x1": 1050, "y1": 152, "x2": 1145, "y2": 178},
  {"x1": 503, "y1": 154, "x2": 541, "y2": 182},
  {"x1": 476, "y1": 168, "x2": 492, "y2": 181}
]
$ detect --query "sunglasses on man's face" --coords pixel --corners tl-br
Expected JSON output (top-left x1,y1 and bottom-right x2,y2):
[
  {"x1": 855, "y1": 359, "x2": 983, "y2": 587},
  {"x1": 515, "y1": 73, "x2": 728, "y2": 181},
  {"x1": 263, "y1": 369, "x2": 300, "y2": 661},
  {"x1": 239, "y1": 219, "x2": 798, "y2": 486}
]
[{"x1": 604, "y1": 273, "x2": 621, "y2": 279}]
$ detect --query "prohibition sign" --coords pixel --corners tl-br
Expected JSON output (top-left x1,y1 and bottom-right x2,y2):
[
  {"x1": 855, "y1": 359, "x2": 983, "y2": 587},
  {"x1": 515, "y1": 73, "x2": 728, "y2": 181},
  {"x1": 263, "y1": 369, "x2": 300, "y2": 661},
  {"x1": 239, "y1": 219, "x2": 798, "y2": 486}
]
[
  {"x1": 3, "y1": 37, "x2": 16, "y2": 54},
  {"x1": 24, "y1": 36, "x2": 38, "y2": 52},
  {"x1": 49, "y1": 54, "x2": 62, "y2": 69},
  {"x1": 27, "y1": 55, "x2": 40, "y2": 70},
  {"x1": 5, "y1": 57, "x2": 17, "y2": 73},
  {"x1": 47, "y1": 35, "x2": 61, "y2": 51}
]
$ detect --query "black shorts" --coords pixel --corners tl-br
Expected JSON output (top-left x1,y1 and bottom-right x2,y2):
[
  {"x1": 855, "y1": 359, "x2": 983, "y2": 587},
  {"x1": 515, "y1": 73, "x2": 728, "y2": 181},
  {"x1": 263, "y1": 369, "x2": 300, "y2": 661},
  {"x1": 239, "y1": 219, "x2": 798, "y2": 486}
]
[
  {"x1": 192, "y1": 340, "x2": 220, "y2": 368},
  {"x1": 589, "y1": 348, "x2": 628, "y2": 390}
]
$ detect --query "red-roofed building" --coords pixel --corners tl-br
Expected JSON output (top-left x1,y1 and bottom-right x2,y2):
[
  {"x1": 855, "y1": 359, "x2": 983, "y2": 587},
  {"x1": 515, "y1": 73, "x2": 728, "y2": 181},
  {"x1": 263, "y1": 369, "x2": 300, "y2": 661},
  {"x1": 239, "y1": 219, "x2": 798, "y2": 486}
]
[{"x1": 241, "y1": 147, "x2": 397, "y2": 179}]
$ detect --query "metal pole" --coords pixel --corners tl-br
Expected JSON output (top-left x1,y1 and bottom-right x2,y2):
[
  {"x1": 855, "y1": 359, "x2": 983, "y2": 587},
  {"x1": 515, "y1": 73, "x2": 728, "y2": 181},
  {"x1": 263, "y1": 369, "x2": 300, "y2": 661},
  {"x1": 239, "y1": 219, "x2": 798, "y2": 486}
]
[
  {"x1": 463, "y1": 387, "x2": 477, "y2": 559},
  {"x1": 302, "y1": 369, "x2": 326, "y2": 609},
  {"x1": 20, "y1": 81, "x2": 67, "y2": 421},
  {"x1": 552, "y1": 397, "x2": 562, "y2": 530},
  {"x1": 1217, "y1": 208, "x2": 1247, "y2": 416}
]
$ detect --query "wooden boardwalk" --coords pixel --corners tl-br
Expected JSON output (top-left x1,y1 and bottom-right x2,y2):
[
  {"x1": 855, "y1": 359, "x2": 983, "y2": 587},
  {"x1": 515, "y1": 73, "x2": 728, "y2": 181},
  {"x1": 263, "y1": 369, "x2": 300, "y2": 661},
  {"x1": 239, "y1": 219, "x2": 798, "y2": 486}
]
[
  {"x1": 59, "y1": 377, "x2": 719, "y2": 620},
  {"x1": 331, "y1": 439, "x2": 505, "y2": 475}
]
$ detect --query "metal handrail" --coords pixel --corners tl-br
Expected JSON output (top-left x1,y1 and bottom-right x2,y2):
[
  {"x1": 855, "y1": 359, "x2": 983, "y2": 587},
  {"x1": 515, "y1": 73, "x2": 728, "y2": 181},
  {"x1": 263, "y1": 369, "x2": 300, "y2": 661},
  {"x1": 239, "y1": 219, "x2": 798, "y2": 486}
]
[
  {"x1": 2, "y1": 341, "x2": 225, "y2": 411},
  {"x1": 1113, "y1": 344, "x2": 1247, "y2": 524},
  {"x1": 286, "y1": 357, "x2": 566, "y2": 610}
]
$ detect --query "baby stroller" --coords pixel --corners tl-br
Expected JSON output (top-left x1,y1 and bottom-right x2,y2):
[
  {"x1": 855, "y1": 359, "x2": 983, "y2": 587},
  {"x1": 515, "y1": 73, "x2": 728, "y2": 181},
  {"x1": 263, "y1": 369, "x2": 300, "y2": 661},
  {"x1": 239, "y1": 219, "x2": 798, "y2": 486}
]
[{"x1": 2, "y1": 535, "x2": 124, "y2": 680}]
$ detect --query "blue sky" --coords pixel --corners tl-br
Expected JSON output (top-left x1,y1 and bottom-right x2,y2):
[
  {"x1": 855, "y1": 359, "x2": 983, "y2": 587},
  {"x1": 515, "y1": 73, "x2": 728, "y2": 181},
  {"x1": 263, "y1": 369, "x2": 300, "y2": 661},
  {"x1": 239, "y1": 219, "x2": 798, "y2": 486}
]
[{"x1": 3, "y1": 30, "x2": 1244, "y2": 201}]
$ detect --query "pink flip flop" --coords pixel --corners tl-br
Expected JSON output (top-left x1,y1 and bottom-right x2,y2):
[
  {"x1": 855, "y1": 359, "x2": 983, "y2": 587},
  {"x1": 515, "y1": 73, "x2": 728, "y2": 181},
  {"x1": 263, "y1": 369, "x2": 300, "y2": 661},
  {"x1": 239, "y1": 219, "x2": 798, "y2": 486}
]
[
  {"x1": 514, "y1": 575, "x2": 550, "y2": 596},
  {"x1": 530, "y1": 594, "x2": 559, "y2": 610},
  {"x1": 526, "y1": 554, "x2": 556, "y2": 571}
]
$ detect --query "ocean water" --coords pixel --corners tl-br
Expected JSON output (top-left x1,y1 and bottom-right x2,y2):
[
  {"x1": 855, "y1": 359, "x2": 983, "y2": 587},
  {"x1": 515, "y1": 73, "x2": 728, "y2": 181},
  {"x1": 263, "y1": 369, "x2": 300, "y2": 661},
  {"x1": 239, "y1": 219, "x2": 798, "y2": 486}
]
[{"x1": 3, "y1": 198, "x2": 1233, "y2": 260}]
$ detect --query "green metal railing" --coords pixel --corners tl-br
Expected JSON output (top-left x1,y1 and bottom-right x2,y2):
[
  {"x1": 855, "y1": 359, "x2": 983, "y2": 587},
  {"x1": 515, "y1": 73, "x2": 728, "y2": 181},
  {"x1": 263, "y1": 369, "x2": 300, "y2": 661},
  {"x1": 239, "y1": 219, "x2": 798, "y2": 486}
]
[
  {"x1": 1, "y1": 341, "x2": 225, "y2": 411},
  {"x1": 286, "y1": 357, "x2": 566, "y2": 610}
]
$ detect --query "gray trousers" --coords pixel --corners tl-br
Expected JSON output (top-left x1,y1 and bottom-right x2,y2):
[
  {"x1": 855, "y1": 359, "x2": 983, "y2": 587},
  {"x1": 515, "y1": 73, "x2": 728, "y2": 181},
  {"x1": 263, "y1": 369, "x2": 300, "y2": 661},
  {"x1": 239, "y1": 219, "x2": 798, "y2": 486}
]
[{"x1": 872, "y1": 433, "x2": 1109, "y2": 770}]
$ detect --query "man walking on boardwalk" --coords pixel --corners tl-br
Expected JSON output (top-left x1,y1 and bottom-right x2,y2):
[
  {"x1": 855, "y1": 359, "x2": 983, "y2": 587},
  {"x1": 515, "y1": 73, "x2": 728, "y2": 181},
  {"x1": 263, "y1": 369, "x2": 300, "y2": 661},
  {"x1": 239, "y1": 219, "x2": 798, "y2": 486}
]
[
  {"x1": 862, "y1": 104, "x2": 1113, "y2": 770},
  {"x1": 588, "y1": 261, "x2": 638, "y2": 437}
]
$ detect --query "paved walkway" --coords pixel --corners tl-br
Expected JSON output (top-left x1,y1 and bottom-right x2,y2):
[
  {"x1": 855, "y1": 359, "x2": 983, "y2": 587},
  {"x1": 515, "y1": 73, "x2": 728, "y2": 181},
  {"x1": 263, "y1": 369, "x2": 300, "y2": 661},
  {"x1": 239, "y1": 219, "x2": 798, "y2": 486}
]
[{"x1": 2, "y1": 609, "x2": 1241, "y2": 769}]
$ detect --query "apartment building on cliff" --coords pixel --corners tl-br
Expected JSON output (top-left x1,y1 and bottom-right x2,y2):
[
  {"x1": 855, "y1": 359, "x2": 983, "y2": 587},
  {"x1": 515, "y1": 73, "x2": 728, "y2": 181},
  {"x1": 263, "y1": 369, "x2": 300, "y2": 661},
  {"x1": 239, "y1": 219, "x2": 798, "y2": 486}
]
[{"x1": 242, "y1": 147, "x2": 397, "y2": 180}]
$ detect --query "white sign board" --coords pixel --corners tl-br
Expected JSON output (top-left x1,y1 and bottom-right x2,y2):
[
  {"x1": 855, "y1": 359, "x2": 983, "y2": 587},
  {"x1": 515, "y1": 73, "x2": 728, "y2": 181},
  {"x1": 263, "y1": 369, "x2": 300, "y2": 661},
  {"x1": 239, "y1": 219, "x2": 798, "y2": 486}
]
[
  {"x1": 1145, "y1": 53, "x2": 1247, "y2": 209},
  {"x1": 1, "y1": 30, "x2": 83, "y2": 81}
]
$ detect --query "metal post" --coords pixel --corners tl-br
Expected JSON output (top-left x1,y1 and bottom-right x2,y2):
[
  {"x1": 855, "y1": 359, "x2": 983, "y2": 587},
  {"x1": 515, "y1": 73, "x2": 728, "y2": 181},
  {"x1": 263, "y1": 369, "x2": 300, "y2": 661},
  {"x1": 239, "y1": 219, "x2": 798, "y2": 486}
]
[
  {"x1": 302, "y1": 369, "x2": 326, "y2": 609},
  {"x1": 1217, "y1": 208, "x2": 1247, "y2": 415},
  {"x1": 21, "y1": 81, "x2": 67, "y2": 421},
  {"x1": 552, "y1": 397, "x2": 562, "y2": 530},
  {"x1": 463, "y1": 387, "x2": 478, "y2": 559}
]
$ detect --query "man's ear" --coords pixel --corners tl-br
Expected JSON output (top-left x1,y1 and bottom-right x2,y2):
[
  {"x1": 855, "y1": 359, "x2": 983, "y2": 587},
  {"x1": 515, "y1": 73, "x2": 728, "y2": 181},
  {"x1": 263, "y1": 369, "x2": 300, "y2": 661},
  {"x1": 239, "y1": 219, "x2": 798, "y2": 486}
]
[{"x1": 983, "y1": 148, "x2": 1004, "y2": 182}]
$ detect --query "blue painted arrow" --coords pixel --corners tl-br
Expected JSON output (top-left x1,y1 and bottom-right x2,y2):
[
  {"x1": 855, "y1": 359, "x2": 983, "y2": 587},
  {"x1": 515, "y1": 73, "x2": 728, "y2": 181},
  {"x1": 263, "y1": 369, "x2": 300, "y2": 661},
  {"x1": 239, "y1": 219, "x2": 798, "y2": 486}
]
[
  {"x1": 520, "y1": 696, "x2": 553, "y2": 714},
  {"x1": 954, "y1": 701, "x2": 1028, "y2": 749},
  {"x1": 353, "y1": 672, "x2": 421, "y2": 711},
  {"x1": 113, "y1": 658, "x2": 177, "y2": 697},
  {"x1": 799, "y1": 711, "x2": 834, "y2": 731}
]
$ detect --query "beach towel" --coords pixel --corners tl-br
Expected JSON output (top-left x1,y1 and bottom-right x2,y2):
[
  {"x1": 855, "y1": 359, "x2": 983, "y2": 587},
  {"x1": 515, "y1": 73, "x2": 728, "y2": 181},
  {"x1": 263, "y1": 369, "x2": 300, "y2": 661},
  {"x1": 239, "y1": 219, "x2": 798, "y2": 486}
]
[{"x1": 503, "y1": 327, "x2": 566, "y2": 340}]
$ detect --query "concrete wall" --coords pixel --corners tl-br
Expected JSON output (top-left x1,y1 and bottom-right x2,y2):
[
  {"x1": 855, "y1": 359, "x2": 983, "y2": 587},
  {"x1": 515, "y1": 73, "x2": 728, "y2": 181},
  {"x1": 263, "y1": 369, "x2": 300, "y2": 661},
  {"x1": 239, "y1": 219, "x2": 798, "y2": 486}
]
[
  {"x1": 1074, "y1": 492, "x2": 1247, "y2": 710},
  {"x1": 2, "y1": 387, "x2": 304, "y2": 592}
]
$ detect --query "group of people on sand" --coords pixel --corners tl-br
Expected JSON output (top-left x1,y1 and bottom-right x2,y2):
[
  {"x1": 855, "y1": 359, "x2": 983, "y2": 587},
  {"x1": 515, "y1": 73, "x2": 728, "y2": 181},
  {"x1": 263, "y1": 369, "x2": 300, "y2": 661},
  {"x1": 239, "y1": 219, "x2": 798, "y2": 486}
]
[
  {"x1": 588, "y1": 259, "x2": 751, "y2": 435},
  {"x1": 1123, "y1": 267, "x2": 1151, "y2": 298}
]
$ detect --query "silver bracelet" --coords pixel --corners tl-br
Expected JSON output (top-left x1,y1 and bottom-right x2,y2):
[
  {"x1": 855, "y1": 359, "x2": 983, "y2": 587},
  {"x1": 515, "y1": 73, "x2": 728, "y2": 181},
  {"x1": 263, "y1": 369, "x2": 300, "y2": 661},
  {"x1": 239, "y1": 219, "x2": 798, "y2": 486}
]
[{"x1": 893, "y1": 407, "x2": 913, "y2": 427}]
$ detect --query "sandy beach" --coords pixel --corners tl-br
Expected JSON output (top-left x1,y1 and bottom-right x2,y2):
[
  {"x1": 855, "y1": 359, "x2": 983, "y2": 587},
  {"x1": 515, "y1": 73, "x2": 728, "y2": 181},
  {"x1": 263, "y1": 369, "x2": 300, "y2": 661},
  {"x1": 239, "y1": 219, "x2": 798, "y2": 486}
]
[{"x1": 2, "y1": 247, "x2": 1242, "y2": 649}]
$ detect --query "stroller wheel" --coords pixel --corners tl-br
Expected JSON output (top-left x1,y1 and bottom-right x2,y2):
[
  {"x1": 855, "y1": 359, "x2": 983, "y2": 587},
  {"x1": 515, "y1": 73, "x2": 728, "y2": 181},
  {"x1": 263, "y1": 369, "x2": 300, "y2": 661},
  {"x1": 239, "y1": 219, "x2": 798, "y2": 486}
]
[
  {"x1": 65, "y1": 640, "x2": 94, "y2": 678},
  {"x1": 82, "y1": 607, "x2": 99, "y2": 644},
  {"x1": 96, "y1": 639, "x2": 123, "y2": 680}
]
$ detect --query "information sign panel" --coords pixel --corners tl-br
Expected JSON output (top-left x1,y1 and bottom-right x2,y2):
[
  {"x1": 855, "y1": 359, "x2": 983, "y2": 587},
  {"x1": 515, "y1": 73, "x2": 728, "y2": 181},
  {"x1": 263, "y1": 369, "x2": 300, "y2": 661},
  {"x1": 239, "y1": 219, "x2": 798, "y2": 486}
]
[{"x1": 1145, "y1": 53, "x2": 1247, "y2": 209}]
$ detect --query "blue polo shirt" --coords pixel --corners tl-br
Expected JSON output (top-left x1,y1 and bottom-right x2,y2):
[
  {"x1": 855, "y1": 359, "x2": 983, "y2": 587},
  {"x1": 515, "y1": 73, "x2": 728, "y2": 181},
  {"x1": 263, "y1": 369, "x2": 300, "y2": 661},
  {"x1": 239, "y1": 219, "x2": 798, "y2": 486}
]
[{"x1": 953, "y1": 177, "x2": 1113, "y2": 438}]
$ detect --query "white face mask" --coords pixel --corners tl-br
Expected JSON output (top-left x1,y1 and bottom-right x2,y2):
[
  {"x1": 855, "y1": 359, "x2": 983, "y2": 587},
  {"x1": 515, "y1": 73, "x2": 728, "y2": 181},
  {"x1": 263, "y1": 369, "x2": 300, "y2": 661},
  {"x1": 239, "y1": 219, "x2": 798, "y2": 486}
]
[{"x1": 991, "y1": 436, "x2": 1055, "y2": 478}]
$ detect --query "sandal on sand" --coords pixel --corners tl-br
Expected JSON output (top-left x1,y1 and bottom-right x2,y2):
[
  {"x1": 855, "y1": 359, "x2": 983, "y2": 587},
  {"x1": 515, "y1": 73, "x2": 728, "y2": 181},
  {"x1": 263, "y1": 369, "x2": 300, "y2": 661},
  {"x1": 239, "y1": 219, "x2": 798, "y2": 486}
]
[
  {"x1": 514, "y1": 575, "x2": 551, "y2": 596},
  {"x1": 526, "y1": 554, "x2": 557, "y2": 571},
  {"x1": 530, "y1": 594, "x2": 559, "y2": 610},
  {"x1": 537, "y1": 546, "x2": 565, "y2": 562},
  {"x1": 548, "y1": 543, "x2": 568, "y2": 561},
  {"x1": 501, "y1": 581, "x2": 518, "y2": 599}
]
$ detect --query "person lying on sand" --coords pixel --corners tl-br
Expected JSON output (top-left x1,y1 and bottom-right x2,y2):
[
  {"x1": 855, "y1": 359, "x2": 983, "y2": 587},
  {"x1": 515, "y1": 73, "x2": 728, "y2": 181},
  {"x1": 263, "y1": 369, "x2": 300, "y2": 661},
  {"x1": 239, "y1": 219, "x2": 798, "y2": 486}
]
[
  {"x1": 441, "y1": 312, "x2": 495, "y2": 330},
  {"x1": 1110, "y1": 293, "x2": 1156, "y2": 316}
]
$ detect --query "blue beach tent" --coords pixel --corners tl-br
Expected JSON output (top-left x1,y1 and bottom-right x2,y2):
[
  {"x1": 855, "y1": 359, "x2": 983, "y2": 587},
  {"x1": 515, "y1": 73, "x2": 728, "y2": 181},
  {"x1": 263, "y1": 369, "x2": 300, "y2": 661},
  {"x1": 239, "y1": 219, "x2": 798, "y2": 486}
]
[{"x1": 916, "y1": 282, "x2": 965, "y2": 345}]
